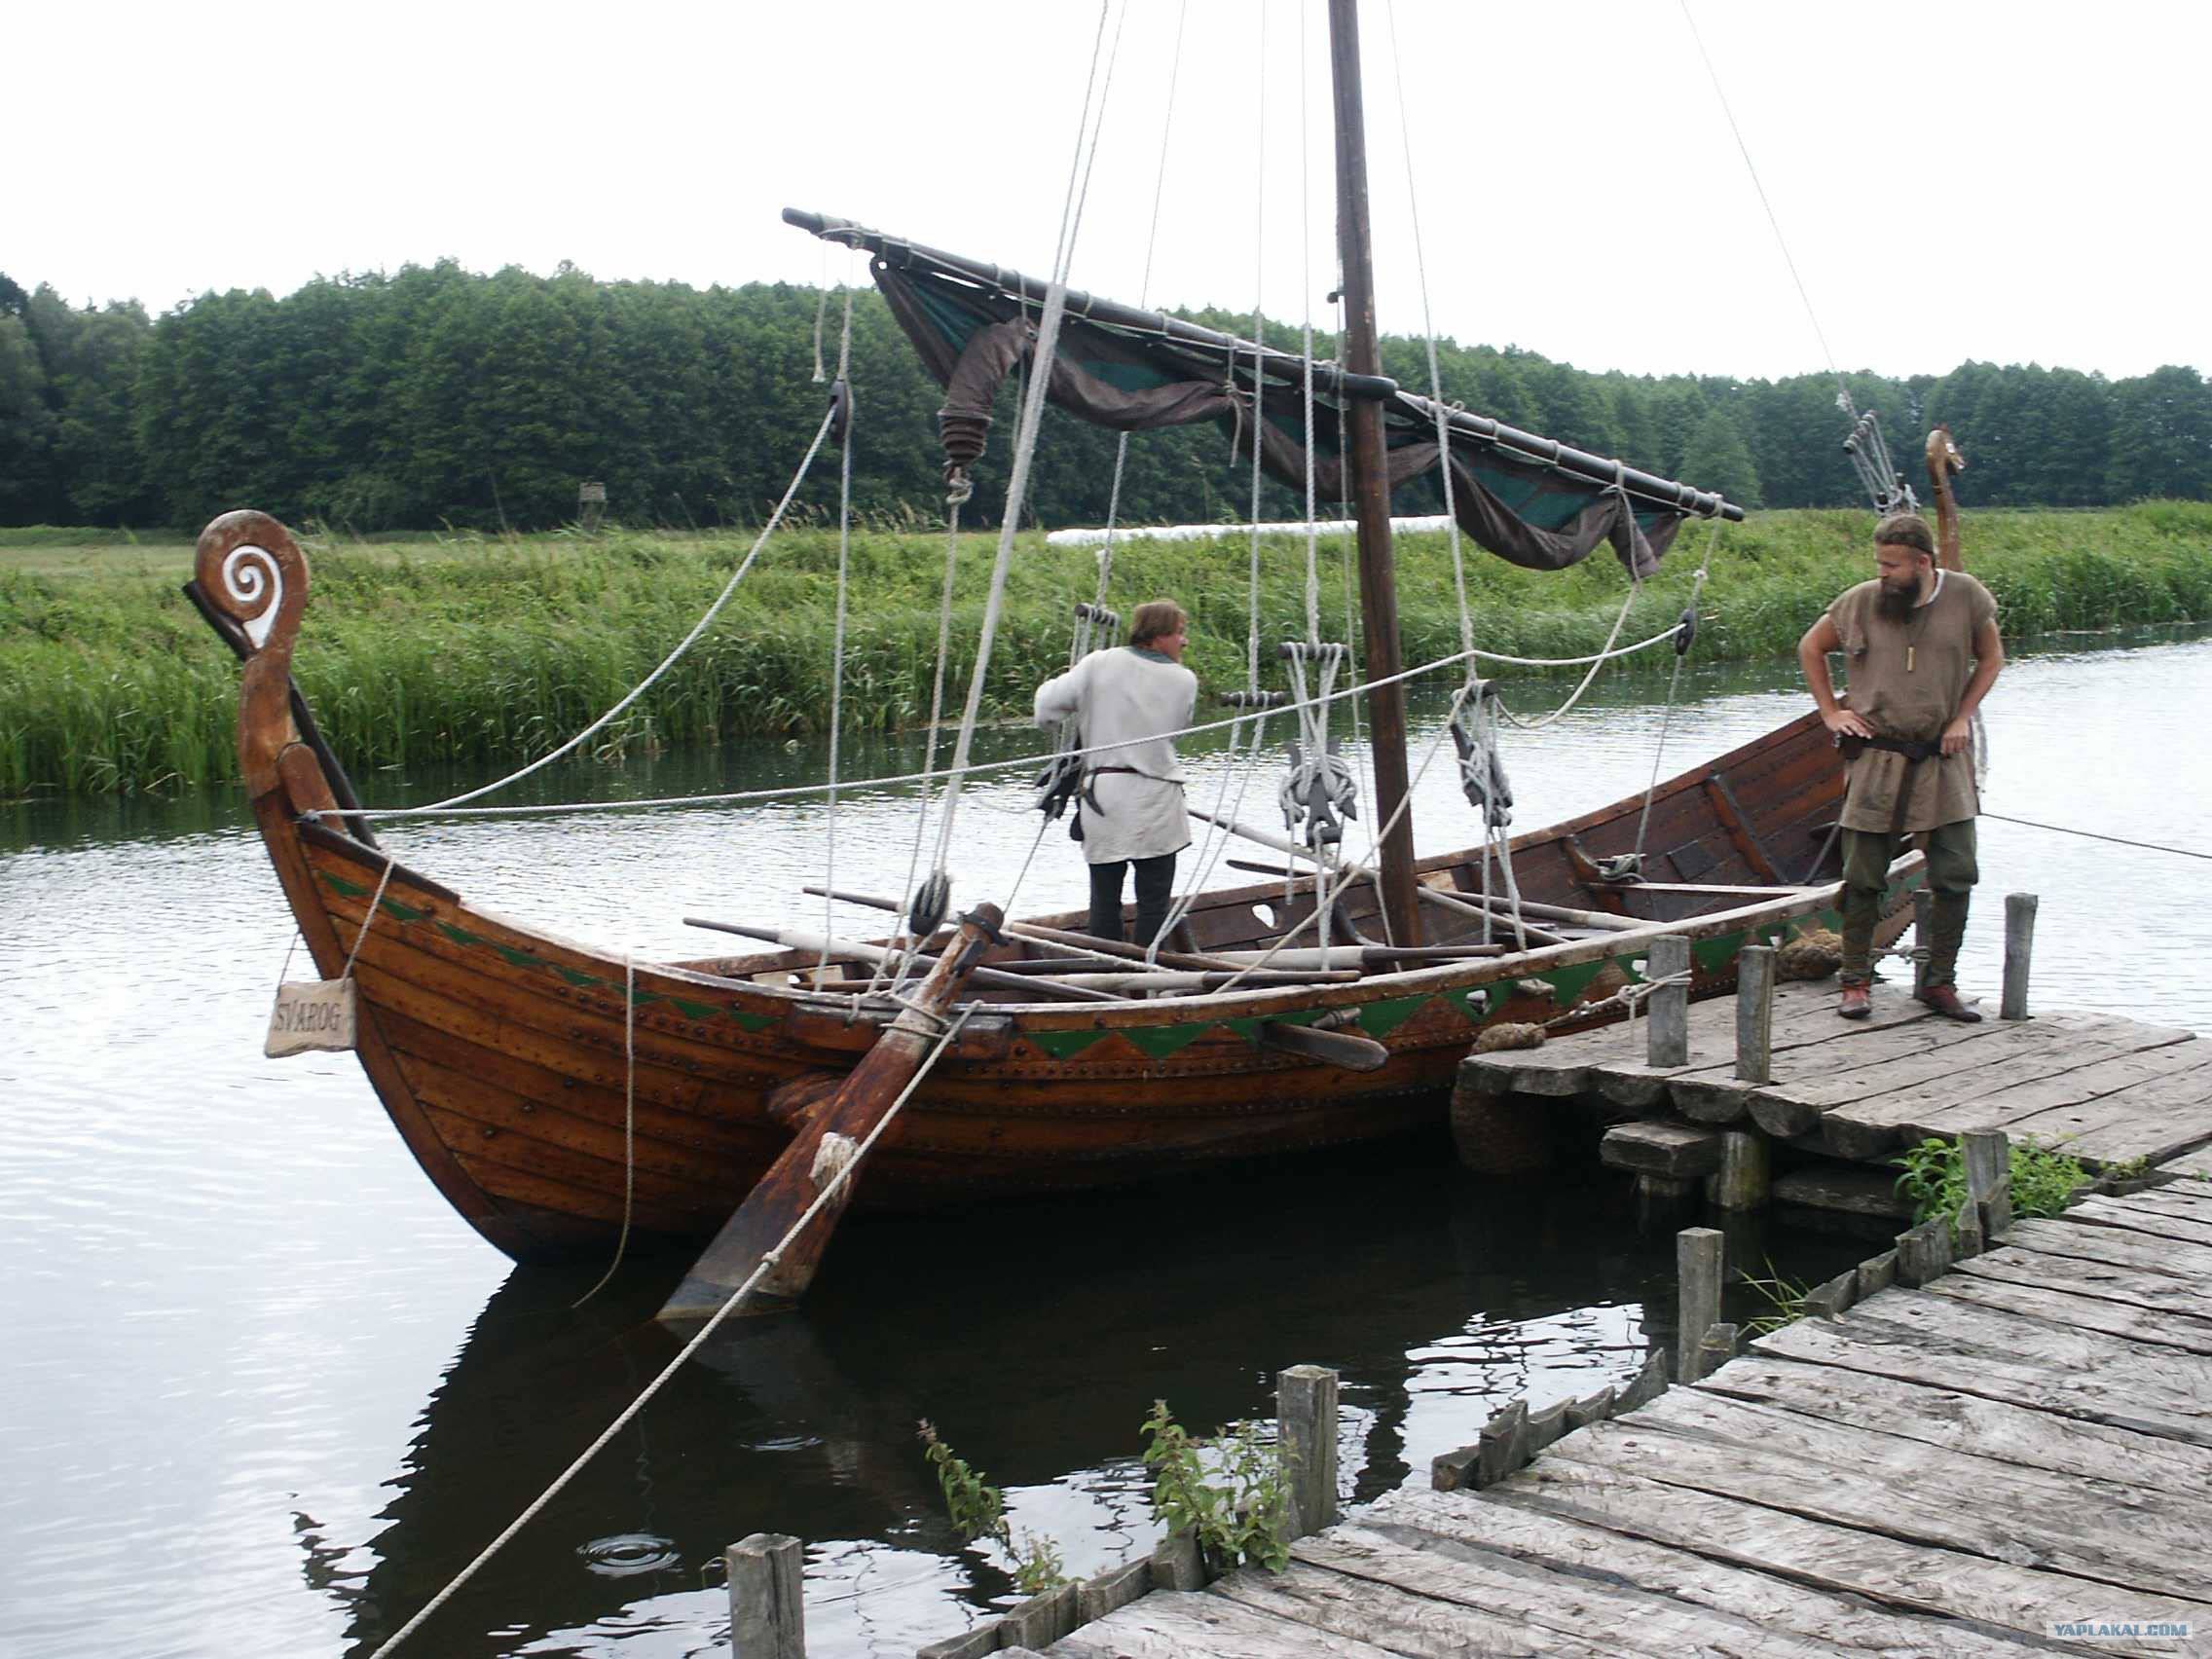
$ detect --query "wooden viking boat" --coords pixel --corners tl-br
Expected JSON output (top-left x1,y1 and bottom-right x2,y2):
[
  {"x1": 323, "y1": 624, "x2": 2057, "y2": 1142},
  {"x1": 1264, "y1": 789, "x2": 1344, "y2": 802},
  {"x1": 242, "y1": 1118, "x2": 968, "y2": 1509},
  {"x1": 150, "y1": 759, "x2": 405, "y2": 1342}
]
[
  {"x1": 193, "y1": 3, "x2": 1920, "y2": 1302},
  {"x1": 192, "y1": 510, "x2": 1913, "y2": 1267}
]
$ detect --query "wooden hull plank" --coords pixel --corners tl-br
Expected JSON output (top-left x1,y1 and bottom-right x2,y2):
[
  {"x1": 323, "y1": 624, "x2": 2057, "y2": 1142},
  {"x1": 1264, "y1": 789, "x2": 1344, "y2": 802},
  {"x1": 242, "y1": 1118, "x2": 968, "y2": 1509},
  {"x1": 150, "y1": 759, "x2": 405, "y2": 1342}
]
[{"x1": 1360, "y1": 1487, "x2": 2049, "y2": 1658}]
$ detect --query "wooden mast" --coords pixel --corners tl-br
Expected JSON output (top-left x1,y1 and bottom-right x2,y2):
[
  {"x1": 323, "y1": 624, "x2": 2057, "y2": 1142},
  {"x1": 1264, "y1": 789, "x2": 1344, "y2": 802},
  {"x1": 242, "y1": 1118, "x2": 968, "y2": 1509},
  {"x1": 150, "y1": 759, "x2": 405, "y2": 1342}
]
[{"x1": 1328, "y1": 0, "x2": 1421, "y2": 947}]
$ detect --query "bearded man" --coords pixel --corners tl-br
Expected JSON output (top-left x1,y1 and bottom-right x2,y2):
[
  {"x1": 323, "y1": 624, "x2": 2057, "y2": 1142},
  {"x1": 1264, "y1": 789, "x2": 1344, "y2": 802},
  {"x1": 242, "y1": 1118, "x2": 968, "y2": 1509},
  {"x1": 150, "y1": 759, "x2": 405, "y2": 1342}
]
[{"x1": 1797, "y1": 512, "x2": 2004, "y2": 1021}]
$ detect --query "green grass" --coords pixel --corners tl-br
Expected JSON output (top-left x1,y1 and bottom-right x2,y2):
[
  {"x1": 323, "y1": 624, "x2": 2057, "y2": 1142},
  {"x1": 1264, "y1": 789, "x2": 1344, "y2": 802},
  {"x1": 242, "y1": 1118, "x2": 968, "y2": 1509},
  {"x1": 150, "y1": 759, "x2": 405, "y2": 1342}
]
[{"x1": 3, "y1": 502, "x2": 2209, "y2": 796}]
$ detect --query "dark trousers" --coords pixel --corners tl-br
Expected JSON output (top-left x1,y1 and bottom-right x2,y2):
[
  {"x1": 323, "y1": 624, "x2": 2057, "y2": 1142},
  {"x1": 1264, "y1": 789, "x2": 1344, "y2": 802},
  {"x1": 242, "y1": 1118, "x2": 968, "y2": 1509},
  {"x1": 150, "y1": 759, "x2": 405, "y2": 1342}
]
[
  {"x1": 1088, "y1": 854, "x2": 1177, "y2": 946},
  {"x1": 1840, "y1": 820, "x2": 1978, "y2": 988}
]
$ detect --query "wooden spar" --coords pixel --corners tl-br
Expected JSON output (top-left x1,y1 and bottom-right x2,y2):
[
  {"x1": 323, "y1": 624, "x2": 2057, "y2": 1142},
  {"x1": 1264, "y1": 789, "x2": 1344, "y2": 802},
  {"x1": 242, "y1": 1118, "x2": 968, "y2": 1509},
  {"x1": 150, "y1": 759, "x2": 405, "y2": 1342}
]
[
  {"x1": 682, "y1": 916, "x2": 1126, "y2": 1002},
  {"x1": 1261, "y1": 1020, "x2": 1389, "y2": 1071},
  {"x1": 800, "y1": 883, "x2": 1262, "y2": 974},
  {"x1": 655, "y1": 905, "x2": 1004, "y2": 1324},
  {"x1": 1329, "y1": 0, "x2": 1421, "y2": 950}
]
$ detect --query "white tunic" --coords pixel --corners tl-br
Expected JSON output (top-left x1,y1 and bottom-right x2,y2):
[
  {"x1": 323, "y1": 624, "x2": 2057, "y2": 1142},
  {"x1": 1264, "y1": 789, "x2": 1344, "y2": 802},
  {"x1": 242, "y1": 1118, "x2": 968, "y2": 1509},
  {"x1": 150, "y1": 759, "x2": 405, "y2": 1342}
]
[{"x1": 1033, "y1": 646, "x2": 1198, "y2": 865}]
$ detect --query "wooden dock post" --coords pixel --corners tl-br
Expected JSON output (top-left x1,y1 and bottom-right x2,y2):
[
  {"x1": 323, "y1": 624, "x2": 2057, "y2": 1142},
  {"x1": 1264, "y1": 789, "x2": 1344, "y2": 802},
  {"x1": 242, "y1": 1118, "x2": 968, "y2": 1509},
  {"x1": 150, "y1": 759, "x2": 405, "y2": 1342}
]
[
  {"x1": 1677, "y1": 1227, "x2": 1724, "y2": 1382},
  {"x1": 1734, "y1": 943, "x2": 1776, "y2": 1084},
  {"x1": 2002, "y1": 893, "x2": 2038, "y2": 1020},
  {"x1": 727, "y1": 1533, "x2": 805, "y2": 1659},
  {"x1": 1277, "y1": 1364, "x2": 1341, "y2": 1540},
  {"x1": 1963, "y1": 1127, "x2": 2012, "y2": 1240},
  {"x1": 1911, "y1": 888, "x2": 1934, "y2": 998},
  {"x1": 1646, "y1": 936, "x2": 1691, "y2": 1068},
  {"x1": 1704, "y1": 1129, "x2": 1770, "y2": 1211}
]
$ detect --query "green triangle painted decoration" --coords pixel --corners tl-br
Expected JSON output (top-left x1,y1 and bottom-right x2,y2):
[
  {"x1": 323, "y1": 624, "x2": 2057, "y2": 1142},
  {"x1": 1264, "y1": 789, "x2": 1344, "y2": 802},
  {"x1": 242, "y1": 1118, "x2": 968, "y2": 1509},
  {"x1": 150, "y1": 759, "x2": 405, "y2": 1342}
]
[
  {"x1": 1440, "y1": 985, "x2": 1487, "y2": 1021},
  {"x1": 1221, "y1": 1017, "x2": 1266, "y2": 1049},
  {"x1": 1546, "y1": 961, "x2": 1606, "y2": 1006},
  {"x1": 1027, "y1": 1028, "x2": 1110, "y2": 1059},
  {"x1": 1119, "y1": 1022, "x2": 1212, "y2": 1060},
  {"x1": 729, "y1": 1010, "x2": 779, "y2": 1033},
  {"x1": 495, "y1": 943, "x2": 544, "y2": 968},
  {"x1": 554, "y1": 967, "x2": 602, "y2": 989},
  {"x1": 1354, "y1": 995, "x2": 1430, "y2": 1039},
  {"x1": 435, "y1": 922, "x2": 485, "y2": 947},
  {"x1": 671, "y1": 999, "x2": 720, "y2": 1021},
  {"x1": 378, "y1": 897, "x2": 431, "y2": 923},
  {"x1": 322, "y1": 871, "x2": 368, "y2": 898}
]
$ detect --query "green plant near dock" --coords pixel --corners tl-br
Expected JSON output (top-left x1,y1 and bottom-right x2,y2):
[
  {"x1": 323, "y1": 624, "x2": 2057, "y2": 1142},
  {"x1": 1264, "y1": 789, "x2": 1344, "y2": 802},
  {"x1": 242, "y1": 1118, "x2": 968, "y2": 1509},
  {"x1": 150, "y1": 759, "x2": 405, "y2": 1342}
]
[
  {"x1": 918, "y1": 1402, "x2": 1294, "y2": 1595},
  {"x1": 918, "y1": 1421, "x2": 1070, "y2": 1596},
  {"x1": 5, "y1": 502, "x2": 2211, "y2": 795},
  {"x1": 1739, "y1": 1260, "x2": 1815, "y2": 1336},
  {"x1": 1140, "y1": 1401, "x2": 1293, "y2": 1577},
  {"x1": 1894, "y1": 1134, "x2": 2091, "y2": 1235}
]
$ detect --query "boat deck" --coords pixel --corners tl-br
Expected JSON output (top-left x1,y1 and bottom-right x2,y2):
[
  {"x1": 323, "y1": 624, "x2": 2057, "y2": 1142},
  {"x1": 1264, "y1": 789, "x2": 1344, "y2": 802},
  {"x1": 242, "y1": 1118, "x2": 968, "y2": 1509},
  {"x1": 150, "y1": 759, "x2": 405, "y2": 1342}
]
[{"x1": 979, "y1": 1161, "x2": 2212, "y2": 1657}]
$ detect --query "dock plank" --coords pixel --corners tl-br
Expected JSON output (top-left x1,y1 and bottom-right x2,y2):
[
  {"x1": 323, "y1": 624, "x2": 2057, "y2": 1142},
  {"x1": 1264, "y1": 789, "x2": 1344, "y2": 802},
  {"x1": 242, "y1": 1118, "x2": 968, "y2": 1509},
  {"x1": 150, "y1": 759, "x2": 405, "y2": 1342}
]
[
  {"x1": 1951, "y1": 1240, "x2": 2212, "y2": 1324},
  {"x1": 1755, "y1": 1308, "x2": 2212, "y2": 1446},
  {"x1": 2004, "y1": 1215, "x2": 2212, "y2": 1283},
  {"x1": 1210, "y1": 1554, "x2": 1632, "y2": 1659},
  {"x1": 1545, "y1": 1393, "x2": 2212, "y2": 1603},
  {"x1": 1493, "y1": 1456, "x2": 2210, "y2": 1650},
  {"x1": 1363, "y1": 1487, "x2": 2054, "y2": 1657},
  {"x1": 1919, "y1": 1269, "x2": 2212, "y2": 1356},
  {"x1": 1276, "y1": 1526, "x2": 1851, "y2": 1657},
  {"x1": 1051, "y1": 1588, "x2": 1400, "y2": 1659},
  {"x1": 2067, "y1": 1194, "x2": 2212, "y2": 1250},
  {"x1": 1815, "y1": 1025, "x2": 2199, "y2": 1158},
  {"x1": 1695, "y1": 1350, "x2": 2212, "y2": 1492}
]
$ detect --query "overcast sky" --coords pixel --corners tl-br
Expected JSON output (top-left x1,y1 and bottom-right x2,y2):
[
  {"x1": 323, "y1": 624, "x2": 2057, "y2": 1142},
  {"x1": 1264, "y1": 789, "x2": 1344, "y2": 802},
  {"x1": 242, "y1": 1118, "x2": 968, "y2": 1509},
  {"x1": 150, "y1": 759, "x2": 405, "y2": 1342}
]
[{"x1": 13, "y1": 1, "x2": 2203, "y2": 385}]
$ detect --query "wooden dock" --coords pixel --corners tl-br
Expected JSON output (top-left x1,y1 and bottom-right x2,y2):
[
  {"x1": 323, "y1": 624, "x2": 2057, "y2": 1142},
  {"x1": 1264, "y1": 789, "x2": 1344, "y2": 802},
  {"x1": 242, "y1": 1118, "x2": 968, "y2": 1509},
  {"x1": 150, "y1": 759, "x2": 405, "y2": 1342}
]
[
  {"x1": 1451, "y1": 974, "x2": 2212, "y2": 1231},
  {"x1": 911, "y1": 1155, "x2": 2212, "y2": 1658}
]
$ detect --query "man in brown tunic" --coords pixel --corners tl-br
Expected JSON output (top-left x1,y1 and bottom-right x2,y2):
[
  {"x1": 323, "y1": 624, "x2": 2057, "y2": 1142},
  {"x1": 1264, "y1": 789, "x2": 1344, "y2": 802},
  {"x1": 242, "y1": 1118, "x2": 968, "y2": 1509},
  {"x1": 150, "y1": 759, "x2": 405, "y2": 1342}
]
[{"x1": 1797, "y1": 512, "x2": 2004, "y2": 1020}]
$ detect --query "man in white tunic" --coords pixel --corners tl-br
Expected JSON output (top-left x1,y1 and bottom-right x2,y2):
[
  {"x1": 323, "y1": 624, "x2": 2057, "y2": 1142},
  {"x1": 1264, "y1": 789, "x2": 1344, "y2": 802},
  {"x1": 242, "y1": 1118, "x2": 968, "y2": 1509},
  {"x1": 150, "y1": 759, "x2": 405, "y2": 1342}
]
[{"x1": 1033, "y1": 599, "x2": 1198, "y2": 945}]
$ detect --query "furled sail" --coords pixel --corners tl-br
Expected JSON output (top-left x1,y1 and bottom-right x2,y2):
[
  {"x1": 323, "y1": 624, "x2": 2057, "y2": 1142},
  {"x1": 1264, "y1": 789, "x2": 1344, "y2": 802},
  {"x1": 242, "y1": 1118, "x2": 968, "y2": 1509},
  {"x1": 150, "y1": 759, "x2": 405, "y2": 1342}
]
[{"x1": 788, "y1": 209, "x2": 1742, "y2": 577}]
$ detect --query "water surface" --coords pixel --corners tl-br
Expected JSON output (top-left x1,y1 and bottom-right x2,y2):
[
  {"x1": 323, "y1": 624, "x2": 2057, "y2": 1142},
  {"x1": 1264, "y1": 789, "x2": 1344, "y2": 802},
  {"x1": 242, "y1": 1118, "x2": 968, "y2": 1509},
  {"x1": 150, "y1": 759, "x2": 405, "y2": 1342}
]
[{"x1": 5, "y1": 628, "x2": 2208, "y2": 1657}]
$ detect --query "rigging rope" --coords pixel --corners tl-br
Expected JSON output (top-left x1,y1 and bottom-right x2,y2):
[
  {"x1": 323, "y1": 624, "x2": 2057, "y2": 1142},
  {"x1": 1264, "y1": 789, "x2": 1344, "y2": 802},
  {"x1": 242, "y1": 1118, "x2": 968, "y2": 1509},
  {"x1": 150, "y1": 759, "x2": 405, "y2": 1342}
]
[
  {"x1": 408, "y1": 400, "x2": 839, "y2": 815},
  {"x1": 820, "y1": 284, "x2": 857, "y2": 975},
  {"x1": 927, "y1": 0, "x2": 1121, "y2": 881},
  {"x1": 569, "y1": 946, "x2": 637, "y2": 1309},
  {"x1": 318, "y1": 624, "x2": 1691, "y2": 826}
]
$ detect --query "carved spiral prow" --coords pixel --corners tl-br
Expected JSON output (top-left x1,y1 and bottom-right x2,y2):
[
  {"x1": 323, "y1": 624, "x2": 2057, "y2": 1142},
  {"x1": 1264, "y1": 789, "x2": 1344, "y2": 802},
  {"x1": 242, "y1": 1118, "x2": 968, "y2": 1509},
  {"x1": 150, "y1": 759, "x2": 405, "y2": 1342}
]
[
  {"x1": 195, "y1": 510, "x2": 313, "y2": 796},
  {"x1": 1924, "y1": 426, "x2": 1966, "y2": 572}
]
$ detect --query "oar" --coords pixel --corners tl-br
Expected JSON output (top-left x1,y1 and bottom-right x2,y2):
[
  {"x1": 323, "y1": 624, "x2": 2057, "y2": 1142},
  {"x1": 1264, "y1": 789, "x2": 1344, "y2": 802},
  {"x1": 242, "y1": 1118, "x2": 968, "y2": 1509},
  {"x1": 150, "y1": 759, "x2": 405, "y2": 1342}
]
[
  {"x1": 655, "y1": 905, "x2": 1005, "y2": 1325},
  {"x1": 683, "y1": 917, "x2": 1126, "y2": 1003}
]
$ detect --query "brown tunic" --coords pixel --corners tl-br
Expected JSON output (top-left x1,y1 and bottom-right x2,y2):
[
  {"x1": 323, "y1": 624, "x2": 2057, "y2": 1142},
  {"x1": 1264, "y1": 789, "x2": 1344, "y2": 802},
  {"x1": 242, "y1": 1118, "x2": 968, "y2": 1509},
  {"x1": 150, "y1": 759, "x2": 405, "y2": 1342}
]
[{"x1": 1827, "y1": 570, "x2": 1997, "y2": 832}]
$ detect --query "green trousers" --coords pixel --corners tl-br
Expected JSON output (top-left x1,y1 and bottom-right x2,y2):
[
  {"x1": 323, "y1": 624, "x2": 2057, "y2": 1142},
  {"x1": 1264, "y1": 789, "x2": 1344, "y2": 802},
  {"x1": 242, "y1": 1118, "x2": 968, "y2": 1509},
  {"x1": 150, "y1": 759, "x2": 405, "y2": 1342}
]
[{"x1": 1839, "y1": 819, "x2": 1978, "y2": 988}]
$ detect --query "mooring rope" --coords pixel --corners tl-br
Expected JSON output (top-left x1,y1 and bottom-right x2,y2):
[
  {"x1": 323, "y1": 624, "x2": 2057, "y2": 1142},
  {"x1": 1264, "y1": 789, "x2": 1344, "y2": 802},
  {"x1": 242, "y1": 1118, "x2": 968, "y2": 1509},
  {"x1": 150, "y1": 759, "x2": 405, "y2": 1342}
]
[
  {"x1": 1980, "y1": 813, "x2": 2212, "y2": 863},
  {"x1": 570, "y1": 946, "x2": 638, "y2": 1309},
  {"x1": 366, "y1": 1009, "x2": 974, "y2": 1658}
]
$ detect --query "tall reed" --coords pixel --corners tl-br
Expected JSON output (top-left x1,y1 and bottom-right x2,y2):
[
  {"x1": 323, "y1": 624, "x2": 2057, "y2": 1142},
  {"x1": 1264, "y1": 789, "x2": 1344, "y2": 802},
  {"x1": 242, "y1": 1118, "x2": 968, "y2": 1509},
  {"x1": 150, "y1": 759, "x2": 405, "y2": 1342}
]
[{"x1": 4, "y1": 502, "x2": 2207, "y2": 796}]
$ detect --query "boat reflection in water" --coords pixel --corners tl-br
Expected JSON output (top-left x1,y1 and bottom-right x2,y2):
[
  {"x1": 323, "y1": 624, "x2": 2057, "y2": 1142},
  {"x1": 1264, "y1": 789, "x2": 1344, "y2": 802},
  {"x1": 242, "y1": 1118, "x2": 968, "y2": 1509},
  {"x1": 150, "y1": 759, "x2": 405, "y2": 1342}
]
[{"x1": 325, "y1": 1135, "x2": 1795, "y2": 1658}]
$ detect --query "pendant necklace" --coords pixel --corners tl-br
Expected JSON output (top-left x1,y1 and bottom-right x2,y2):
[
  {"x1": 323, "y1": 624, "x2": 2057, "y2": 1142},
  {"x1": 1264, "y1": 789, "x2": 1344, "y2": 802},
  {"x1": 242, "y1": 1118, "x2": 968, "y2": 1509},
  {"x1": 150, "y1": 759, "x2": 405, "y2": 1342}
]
[{"x1": 1904, "y1": 570, "x2": 1946, "y2": 672}]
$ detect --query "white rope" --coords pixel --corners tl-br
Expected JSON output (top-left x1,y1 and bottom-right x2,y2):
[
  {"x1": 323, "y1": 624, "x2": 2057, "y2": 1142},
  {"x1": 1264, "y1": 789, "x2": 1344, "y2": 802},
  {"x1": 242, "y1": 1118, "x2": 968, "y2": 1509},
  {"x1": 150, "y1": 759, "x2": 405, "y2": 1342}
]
[
  {"x1": 320, "y1": 624, "x2": 1689, "y2": 825},
  {"x1": 1633, "y1": 516, "x2": 1725, "y2": 859},
  {"x1": 338, "y1": 855, "x2": 397, "y2": 982},
  {"x1": 820, "y1": 285, "x2": 857, "y2": 976},
  {"x1": 367, "y1": 1009, "x2": 974, "y2": 1658},
  {"x1": 1494, "y1": 577, "x2": 1642, "y2": 731},
  {"x1": 410, "y1": 402, "x2": 839, "y2": 814},
  {"x1": 570, "y1": 946, "x2": 638, "y2": 1309},
  {"x1": 929, "y1": 0, "x2": 1120, "y2": 871},
  {"x1": 1382, "y1": 0, "x2": 1475, "y2": 668}
]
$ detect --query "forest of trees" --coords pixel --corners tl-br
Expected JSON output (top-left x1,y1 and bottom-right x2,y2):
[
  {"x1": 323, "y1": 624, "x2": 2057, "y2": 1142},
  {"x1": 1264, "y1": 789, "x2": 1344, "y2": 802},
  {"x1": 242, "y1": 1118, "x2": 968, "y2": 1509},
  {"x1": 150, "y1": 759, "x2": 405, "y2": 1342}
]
[{"x1": 1, "y1": 264, "x2": 2206, "y2": 534}]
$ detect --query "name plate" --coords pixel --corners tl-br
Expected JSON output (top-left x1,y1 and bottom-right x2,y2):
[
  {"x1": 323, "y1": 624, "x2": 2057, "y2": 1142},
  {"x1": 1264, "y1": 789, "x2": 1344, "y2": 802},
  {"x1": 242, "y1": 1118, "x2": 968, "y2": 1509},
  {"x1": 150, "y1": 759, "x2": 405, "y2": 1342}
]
[{"x1": 266, "y1": 978, "x2": 358, "y2": 1057}]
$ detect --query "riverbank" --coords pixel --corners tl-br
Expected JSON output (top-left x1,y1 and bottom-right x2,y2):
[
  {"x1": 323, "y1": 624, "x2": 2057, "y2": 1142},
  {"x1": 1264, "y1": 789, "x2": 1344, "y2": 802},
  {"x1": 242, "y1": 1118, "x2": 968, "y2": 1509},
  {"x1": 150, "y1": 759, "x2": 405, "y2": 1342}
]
[{"x1": 3, "y1": 502, "x2": 2208, "y2": 795}]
